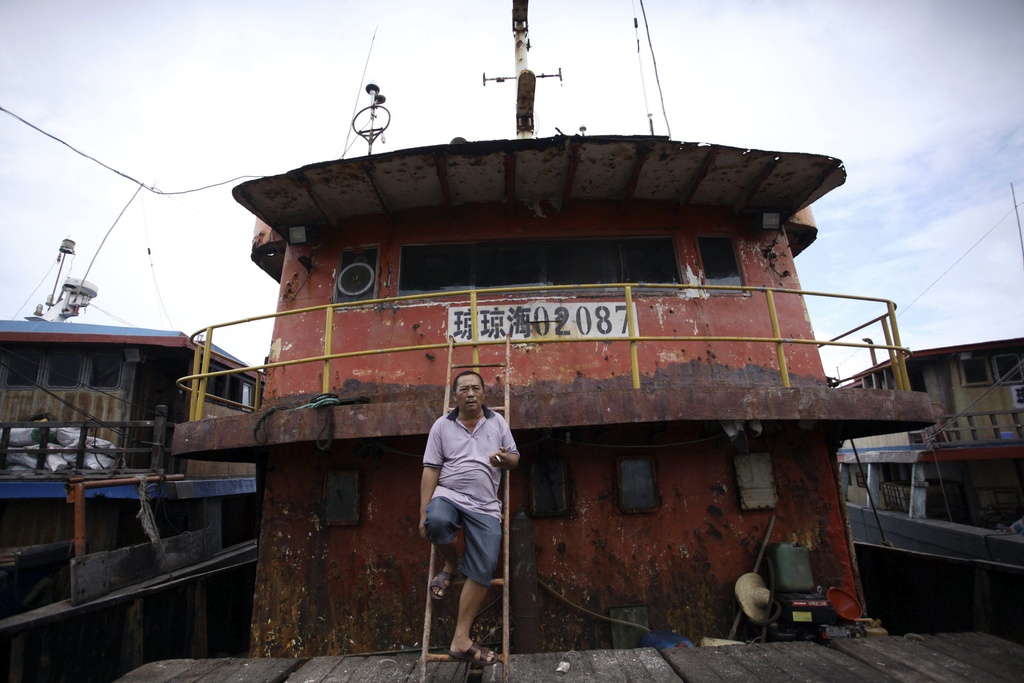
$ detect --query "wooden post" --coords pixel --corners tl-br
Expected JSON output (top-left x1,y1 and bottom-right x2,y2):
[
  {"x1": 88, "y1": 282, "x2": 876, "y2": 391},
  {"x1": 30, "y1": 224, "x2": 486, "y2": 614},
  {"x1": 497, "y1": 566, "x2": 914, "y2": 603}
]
[
  {"x1": 909, "y1": 463, "x2": 928, "y2": 519},
  {"x1": 0, "y1": 427, "x2": 9, "y2": 470},
  {"x1": 119, "y1": 598, "x2": 144, "y2": 677},
  {"x1": 9, "y1": 633, "x2": 24, "y2": 683},
  {"x1": 68, "y1": 481, "x2": 87, "y2": 557},
  {"x1": 34, "y1": 426, "x2": 50, "y2": 470},
  {"x1": 151, "y1": 405, "x2": 168, "y2": 471},
  {"x1": 74, "y1": 422, "x2": 89, "y2": 470},
  {"x1": 189, "y1": 580, "x2": 209, "y2": 658}
]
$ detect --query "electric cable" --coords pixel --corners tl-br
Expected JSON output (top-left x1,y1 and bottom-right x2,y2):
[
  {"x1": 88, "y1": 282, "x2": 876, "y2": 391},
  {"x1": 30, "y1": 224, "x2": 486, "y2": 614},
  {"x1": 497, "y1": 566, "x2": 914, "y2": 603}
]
[
  {"x1": 831, "y1": 204, "x2": 1019, "y2": 381},
  {"x1": 631, "y1": 1, "x2": 654, "y2": 135},
  {"x1": 141, "y1": 193, "x2": 176, "y2": 329},
  {"x1": 0, "y1": 104, "x2": 262, "y2": 195},
  {"x1": 10, "y1": 255, "x2": 60, "y2": 320},
  {"x1": 637, "y1": 0, "x2": 671, "y2": 138},
  {"x1": 337, "y1": 26, "x2": 379, "y2": 160},
  {"x1": 538, "y1": 578, "x2": 650, "y2": 633},
  {"x1": 89, "y1": 305, "x2": 139, "y2": 328}
]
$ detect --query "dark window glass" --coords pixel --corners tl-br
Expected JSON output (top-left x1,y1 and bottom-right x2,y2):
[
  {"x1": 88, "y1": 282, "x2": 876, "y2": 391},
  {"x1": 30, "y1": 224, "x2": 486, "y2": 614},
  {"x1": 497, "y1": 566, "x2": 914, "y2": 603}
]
[
  {"x1": 398, "y1": 238, "x2": 679, "y2": 295},
  {"x1": 89, "y1": 353, "x2": 122, "y2": 389},
  {"x1": 530, "y1": 458, "x2": 570, "y2": 517},
  {"x1": 48, "y1": 352, "x2": 82, "y2": 388},
  {"x1": 325, "y1": 470, "x2": 361, "y2": 525},
  {"x1": 618, "y1": 457, "x2": 659, "y2": 512},
  {"x1": 5, "y1": 349, "x2": 41, "y2": 388},
  {"x1": 697, "y1": 236, "x2": 742, "y2": 286},
  {"x1": 400, "y1": 243, "x2": 475, "y2": 294},
  {"x1": 993, "y1": 354, "x2": 1023, "y2": 383},
  {"x1": 962, "y1": 357, "x2": 990, "y2": 385}
]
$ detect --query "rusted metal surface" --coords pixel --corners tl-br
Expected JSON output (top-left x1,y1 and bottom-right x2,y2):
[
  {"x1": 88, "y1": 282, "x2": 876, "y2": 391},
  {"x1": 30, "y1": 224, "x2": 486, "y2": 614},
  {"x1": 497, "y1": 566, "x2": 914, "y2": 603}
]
[
  {"x1": 247, "y1": 419, "x2": 858, "y2": 656},
  {"x1": 245, "y1": 198, "x2": 862, "y2": 408},
  {"x1": 233, "y1": 137, "x2": 844, "y2": 242},
  {"x1": 173, "y1": 383, "x2": 934, "y2": 460},
  {"x1": 213, "y1": 130, "x2": 944, "y2": 665}
]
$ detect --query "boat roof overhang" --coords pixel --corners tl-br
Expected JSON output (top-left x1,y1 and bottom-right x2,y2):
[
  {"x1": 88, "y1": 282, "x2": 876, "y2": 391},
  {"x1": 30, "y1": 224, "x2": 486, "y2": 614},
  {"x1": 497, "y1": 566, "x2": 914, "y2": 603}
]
[
  {"x1": 0, "y1": 321, "x2": 246, "y2": 366},
  {"x1": 233, "y1": 136, "x2": 845, "y2": 256}
]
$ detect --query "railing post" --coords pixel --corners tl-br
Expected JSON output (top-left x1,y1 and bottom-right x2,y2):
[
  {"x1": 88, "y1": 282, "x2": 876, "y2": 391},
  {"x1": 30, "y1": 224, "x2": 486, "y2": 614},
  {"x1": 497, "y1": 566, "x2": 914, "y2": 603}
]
[
  {"x1": 195, "y1": 326, "x2": 214, "y2": 420},
  {"x1": 323, "y1": 306, "x2": 334, "y2": 395},
  {"x1": 188, "y1": 344, "x2": 203, "y2": 421},
  {"x1": 255, "y1": 372, "x2": 263, "y2": 412},
  {"x1": 879, "y1": 317, "x2": 897, "y2": 389},
  {"x1": 470, "y1": 291, "x2": 480, "y2": 369},
  {"x1": 764, "y1": 289, "x2": 790, "y2": 388},
  {"x1": 624, "y1": 286, "x2": 640, "y2": 389},
  {"x1": 887, "y1": 301, "x2": 911, "y2": 390}
]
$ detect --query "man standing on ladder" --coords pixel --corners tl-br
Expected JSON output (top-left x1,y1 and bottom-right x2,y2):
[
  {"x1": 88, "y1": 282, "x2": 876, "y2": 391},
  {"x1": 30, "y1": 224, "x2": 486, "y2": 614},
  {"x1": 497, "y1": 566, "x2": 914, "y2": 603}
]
[{"x1": 419, "y1": 370, "x2": 519, "y2": 666}]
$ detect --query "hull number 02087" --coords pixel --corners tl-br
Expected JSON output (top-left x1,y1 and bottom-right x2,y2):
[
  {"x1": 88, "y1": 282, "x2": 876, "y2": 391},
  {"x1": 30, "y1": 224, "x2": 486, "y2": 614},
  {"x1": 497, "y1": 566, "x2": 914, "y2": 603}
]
[{"x1": 447, "y1": 301, "x2": 638, "y2": 341}]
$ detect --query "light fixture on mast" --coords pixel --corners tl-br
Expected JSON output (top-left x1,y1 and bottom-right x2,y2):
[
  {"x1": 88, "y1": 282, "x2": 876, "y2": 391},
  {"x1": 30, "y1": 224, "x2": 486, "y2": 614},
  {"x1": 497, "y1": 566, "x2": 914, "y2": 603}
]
[
  {"x1": 26, "y1": 238, "x2": 99, "y2": 323},
  {"x1": 352, "y1": 81, "x2": 391, "y2": 155}
]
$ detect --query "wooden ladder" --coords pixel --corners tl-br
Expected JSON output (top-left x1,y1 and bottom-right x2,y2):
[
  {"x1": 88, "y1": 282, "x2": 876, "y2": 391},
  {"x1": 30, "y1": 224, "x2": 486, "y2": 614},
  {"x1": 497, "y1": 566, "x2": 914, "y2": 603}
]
[{"x1": 420, "y1": 335, "x2": 512, "y2": 683}]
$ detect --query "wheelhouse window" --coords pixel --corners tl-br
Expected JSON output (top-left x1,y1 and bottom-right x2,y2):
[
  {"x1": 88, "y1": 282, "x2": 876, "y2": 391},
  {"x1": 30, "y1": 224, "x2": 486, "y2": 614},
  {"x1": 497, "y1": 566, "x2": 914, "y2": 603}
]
[
  {"x1": 993, "y1": 354, "x2": 1024, "y2": 384},
  {"x1": 4, "y1": 349, "x2": 41, "y2": 388},
  {"x1": 697, "y1": 236, "x2": 742, "y2": 287},
  {"x1": 47, "y1": 352, "x2": 82, "y2": 388},
  {"x1": 961, "y1": 356, "x2": 991, "y2": 386},
  {"x1": 398, "y1": 238, "x2": 679, "y2": 295},
  {"x1": 89, "y1": 353, "x2": 122, "y2": 389}
]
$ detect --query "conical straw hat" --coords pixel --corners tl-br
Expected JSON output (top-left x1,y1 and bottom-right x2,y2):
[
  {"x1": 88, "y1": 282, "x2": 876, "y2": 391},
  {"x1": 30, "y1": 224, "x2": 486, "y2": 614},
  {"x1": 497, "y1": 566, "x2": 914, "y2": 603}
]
[{"x1": 734, "y1": 572, "x2": 772, "y2": 622}]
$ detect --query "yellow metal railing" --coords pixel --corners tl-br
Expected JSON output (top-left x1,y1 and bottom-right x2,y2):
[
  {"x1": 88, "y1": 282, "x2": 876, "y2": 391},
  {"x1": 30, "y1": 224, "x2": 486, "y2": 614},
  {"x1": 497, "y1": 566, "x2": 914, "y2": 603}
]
[{"x1": 179, "y1": 283, "x2": 912, "y2": 421}]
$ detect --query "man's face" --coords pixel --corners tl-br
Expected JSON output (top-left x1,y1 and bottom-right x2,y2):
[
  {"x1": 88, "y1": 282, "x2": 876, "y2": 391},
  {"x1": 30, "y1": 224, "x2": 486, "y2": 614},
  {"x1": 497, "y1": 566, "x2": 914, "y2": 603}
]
[{"x1": 454, "y1": 374, "x2": 484, "y2": 417}]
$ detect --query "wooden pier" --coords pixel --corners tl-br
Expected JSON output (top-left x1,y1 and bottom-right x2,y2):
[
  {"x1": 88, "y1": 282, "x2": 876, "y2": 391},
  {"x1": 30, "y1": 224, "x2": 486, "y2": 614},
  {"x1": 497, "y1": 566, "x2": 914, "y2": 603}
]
[{"x1": 116, "y1": 631, "x2": 1023, "y2": 682}]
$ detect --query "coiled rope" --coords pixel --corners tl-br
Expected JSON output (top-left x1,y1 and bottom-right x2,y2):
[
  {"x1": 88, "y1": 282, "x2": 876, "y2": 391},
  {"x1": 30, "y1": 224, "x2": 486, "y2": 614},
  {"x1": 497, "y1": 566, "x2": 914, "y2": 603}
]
[{"x1": 253, "y1": 393, "x2": 343, "y2": 452}]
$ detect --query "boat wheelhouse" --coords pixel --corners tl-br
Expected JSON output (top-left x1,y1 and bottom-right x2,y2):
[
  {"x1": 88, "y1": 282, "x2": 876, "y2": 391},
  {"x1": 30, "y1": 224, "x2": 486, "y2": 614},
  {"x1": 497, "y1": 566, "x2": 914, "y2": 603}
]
[{"x1": 174, "y1": 134, "x2": 936, "y2": 656}]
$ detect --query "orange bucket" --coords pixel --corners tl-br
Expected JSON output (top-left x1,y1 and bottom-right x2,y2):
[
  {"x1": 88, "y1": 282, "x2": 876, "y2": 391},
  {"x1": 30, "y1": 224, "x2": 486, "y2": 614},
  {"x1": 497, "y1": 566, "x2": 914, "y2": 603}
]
[{"x1": 827, "y1": 587, "x2": 862, "y2": 622}]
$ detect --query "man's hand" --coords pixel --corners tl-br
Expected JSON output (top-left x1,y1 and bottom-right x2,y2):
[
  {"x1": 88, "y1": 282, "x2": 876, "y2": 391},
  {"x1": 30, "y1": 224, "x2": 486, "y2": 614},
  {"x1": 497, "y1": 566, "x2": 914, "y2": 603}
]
[
  {"x1": 490, "y1": 446, "x2": 512, "y2": 469},
  {"x1": 419, "y1": 514, "x2": 428, "y2": 540}
]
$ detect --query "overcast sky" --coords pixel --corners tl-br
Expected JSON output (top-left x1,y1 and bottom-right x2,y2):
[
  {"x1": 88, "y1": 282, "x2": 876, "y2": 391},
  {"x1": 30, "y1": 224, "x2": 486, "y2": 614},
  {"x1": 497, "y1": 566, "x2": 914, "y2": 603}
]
[{"x1": 2, "y1": 0, "x2": 1022, "y2": 379}]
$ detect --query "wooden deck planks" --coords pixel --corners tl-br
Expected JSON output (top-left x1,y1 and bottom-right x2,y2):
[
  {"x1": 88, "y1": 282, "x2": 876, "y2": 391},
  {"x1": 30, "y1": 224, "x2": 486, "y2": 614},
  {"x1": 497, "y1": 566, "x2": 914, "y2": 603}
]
[
  {"x1": 115, "y1": 634, "x2": 1024, "y2": 683},
  {"x1": 744, "y1": 643, "x2": 840, "y2": 682},
  {"x1": 832, "y1": 637, "x2": 977, "y2": 682},
  {"x1": 923, "y1": 633, "x2": 1024, "y2": 682},
  {"x1": 115, "y1": 658, "x2": 300, "y2": 683},
  {"x1": 935, "y1": 631, "x2": 1024, "y2": 673},
  {"x1": 773, "y1": 641, "x2": 897, "y2": 683},
  {"x1": 662, "y1": 645, "x2": 767, "y2": 681}
]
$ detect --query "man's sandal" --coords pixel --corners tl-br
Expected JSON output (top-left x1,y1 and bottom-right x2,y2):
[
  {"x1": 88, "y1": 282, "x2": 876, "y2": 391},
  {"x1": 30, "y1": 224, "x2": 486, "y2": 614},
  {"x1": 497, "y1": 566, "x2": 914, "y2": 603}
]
[
  {"x1": 429, "y1": 569, "x2": 456, "y2": 600},
  {"x1": 448, "y1": 642, "x2": 498, "y2": 666}
]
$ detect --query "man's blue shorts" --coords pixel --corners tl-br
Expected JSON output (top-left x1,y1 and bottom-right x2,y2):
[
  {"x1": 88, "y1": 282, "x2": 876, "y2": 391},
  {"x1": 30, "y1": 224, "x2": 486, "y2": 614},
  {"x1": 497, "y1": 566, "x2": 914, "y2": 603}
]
[{"x1": 424, "y1": 496, "x2": 501, "y2": 587}]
